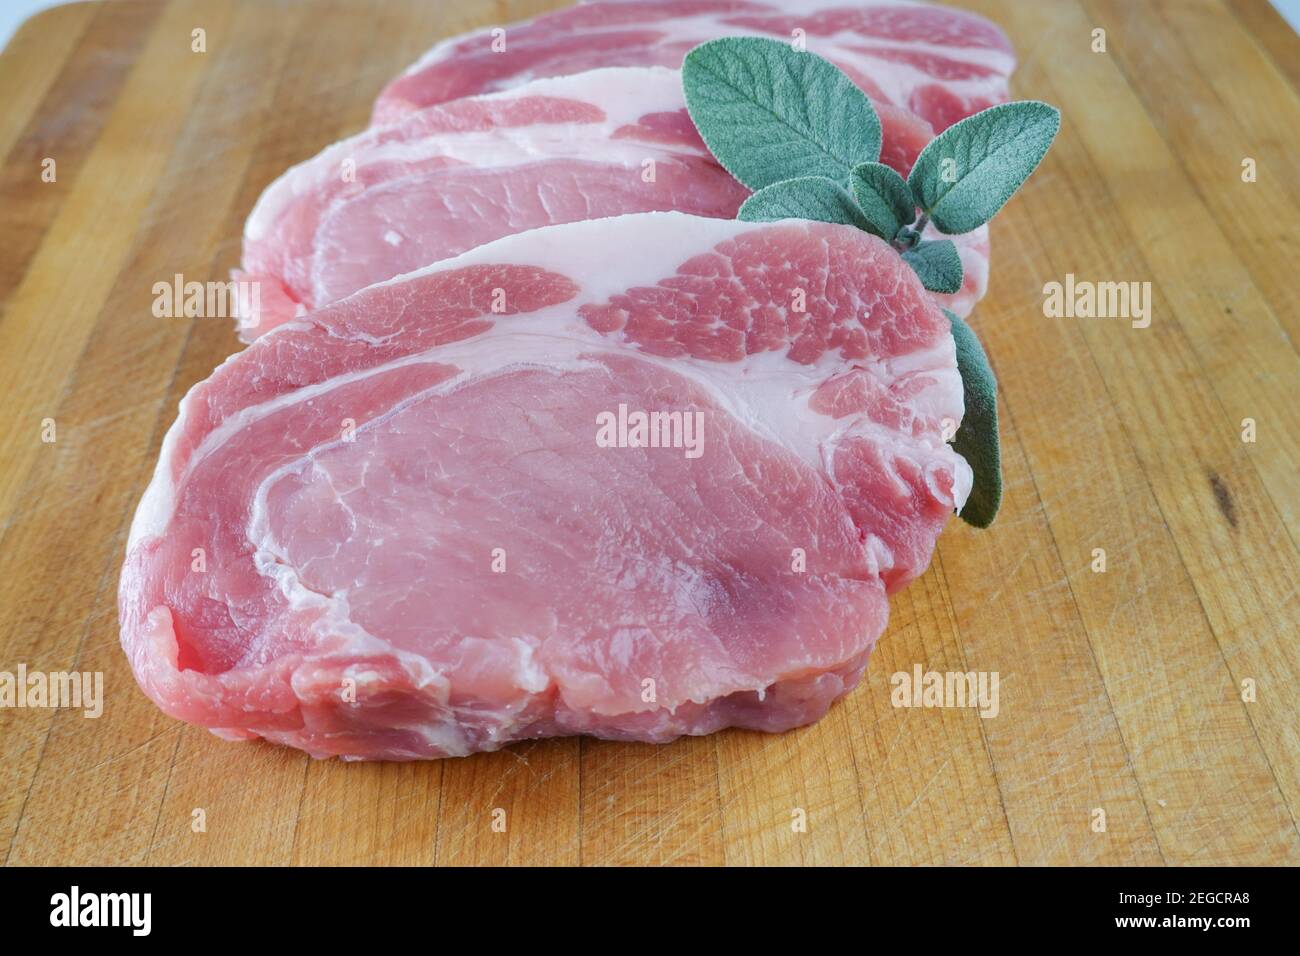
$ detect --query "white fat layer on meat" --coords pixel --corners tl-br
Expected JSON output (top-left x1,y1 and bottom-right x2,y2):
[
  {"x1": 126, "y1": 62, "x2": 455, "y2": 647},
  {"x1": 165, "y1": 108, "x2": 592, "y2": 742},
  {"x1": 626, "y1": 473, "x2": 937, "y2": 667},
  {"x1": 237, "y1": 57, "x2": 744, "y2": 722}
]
[
  {"x1": 128, "y1": 407, "x2": 182, "y2": 554},
  {"x1": 127, "y1": 342, "x2": 251, "y2": 554},
  {"x1": 396, "y1": 1, "x2": 1013, "y2": 99},
  {"x1": 245, "y1": 66, "x2": 689, "y2": 242},
  {"x1": 131, "y1": 213, "x2": 971, "y2": 610}
]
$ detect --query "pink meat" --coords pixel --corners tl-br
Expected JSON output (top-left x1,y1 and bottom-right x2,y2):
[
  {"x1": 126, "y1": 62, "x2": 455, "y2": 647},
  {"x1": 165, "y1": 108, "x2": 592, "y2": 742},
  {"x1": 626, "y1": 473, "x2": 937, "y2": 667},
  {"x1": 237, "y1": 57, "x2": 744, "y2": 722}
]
[
  {"x1": 121, "y1": 213, "x2": 972, "y2": 760},
  {"x1": 238, "y1": 69, "x2": 743, "y2": 338},
  {"x1": 237, "y1": 67, "x2": 987, "y2": 340},
  {"x1": 373, "y1": 0, "x2": 1014, "y2": 134}
]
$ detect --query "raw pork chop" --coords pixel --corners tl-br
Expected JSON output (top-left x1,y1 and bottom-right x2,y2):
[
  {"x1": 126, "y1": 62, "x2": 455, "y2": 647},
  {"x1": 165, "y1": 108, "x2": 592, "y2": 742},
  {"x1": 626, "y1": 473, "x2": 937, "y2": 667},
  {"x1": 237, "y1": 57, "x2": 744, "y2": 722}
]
[
  {"x1": 238, "y1": 68, "x2": 746, "y2": 339},
  {"x1": 373, "y1": 0, "x2": 1015, "y2": 134},
  {"x1": 121, "y1": 212, "x2": 972, "y2": 761},
  {"x1": 238, "y1": 66, "x2": 987, "y2": 339}
]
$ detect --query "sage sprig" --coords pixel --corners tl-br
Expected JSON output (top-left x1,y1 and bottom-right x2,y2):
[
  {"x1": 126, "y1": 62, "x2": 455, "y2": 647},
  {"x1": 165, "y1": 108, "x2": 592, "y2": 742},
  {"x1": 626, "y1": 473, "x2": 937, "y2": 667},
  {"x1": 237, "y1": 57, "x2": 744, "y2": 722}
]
[
  {"x1": 739, "y1": 176, "x2": 871, "y2": 230},
  {"x1": 944, "y1": 309, "x2": 1002, "y2": 528},
  {"x1": 682, "y1": 36, "x2": 1060, "y2": 295},
  {"x1": 682, "y1": 37, "x2": 1050, "y2": 529},
  {"x1": 908, "y1": 101, "x2": 1061, "y2": 234},
  {"x1": 849, "y1": 162, "x2": 916, "y2": 241},
  {"x1": 681, "y1": 36, "x2": 881, "y2": 190},
  {"x1": 901, "y1": 240, "x2": 964, "y2": 295}
]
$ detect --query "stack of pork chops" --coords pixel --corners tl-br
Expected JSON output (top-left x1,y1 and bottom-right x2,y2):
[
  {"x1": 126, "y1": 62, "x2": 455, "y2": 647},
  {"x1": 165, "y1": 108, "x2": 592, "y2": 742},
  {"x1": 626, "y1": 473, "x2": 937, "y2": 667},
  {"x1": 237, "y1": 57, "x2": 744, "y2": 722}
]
[{"x1": 119, "y1": 0, "x2": 1015, "y2": 760}]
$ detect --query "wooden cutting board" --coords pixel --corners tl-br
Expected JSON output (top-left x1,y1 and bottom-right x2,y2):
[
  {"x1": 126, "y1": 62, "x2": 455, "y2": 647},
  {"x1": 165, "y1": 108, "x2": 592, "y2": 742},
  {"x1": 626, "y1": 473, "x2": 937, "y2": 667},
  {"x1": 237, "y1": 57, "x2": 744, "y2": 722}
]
[{"x1": 1, "y1": 0, "x2": 1297, "y2": 867}]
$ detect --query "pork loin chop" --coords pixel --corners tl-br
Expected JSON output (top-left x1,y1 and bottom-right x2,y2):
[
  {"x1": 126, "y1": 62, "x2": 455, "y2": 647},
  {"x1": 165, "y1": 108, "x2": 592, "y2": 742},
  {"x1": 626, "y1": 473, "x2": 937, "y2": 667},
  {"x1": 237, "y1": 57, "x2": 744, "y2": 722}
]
[
  {"x1": 374, "y1": 0, "x2": 1015, "y2": 135},
  {"x1": 237, "y1": 66, "x2": 987, "y2": 340},
  {"x1": 121, "y1": 212, "x2": 971, "y2": 760}
]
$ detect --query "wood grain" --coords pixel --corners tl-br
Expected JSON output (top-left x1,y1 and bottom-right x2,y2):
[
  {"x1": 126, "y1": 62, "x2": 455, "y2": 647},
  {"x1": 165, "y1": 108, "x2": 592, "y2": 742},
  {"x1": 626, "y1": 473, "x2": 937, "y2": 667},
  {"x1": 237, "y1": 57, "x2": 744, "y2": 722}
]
[{"x1": 0, "y1": 0, "x2": 1296, "y2": 866}]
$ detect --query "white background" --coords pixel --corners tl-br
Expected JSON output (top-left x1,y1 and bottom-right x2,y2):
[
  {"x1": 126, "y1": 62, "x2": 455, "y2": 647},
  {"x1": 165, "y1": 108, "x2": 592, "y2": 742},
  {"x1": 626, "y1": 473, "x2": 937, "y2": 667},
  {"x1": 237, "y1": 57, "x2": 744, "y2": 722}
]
[{"x1": 2, "y1": 1, "x2": 1299, "y2": 56}]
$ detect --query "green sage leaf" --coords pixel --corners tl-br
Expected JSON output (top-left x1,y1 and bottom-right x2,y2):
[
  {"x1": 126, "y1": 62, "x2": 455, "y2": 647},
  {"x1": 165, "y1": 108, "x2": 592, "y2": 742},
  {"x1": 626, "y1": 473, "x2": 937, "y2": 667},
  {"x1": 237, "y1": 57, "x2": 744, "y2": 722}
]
[
  {"x1": 849, "y1": 161, "x2": 917, "y2": 240},
  {"x1": 902, "y1": 239, "x2": 964, "y2": 294},
  {"x1": 682, "y1": 36, "x2": 882, "y2": 190},
  {"x1": 909, "y1": 101, "x2": 1061, "y2": 234},
  {"x1": 738, "y1": 176, "x2": 871, "y2": 229},
  {"x1": 944, "y1": 309, "x2": 1001, "y2": 528}
]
